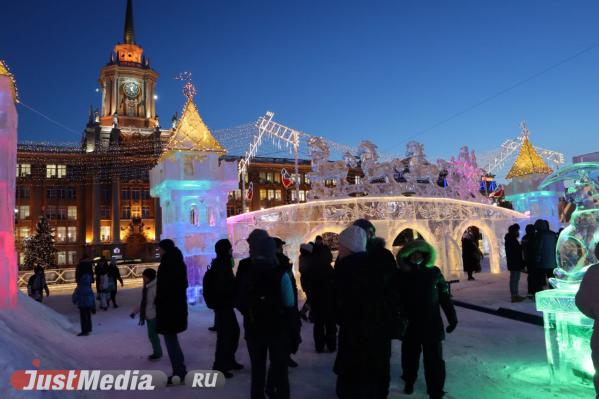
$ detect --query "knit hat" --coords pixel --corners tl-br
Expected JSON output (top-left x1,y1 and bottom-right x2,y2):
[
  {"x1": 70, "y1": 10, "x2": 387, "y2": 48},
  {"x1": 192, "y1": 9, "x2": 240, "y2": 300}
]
[
  {"x1": 247, "y1": 229, "x2": 276, "y2": 259},
  {"x1": 339, "y1": 225, "x2": 367, "y2": 254},
  {"x1": 300, "y1": 243, "x2": 314, "y2": 253}
]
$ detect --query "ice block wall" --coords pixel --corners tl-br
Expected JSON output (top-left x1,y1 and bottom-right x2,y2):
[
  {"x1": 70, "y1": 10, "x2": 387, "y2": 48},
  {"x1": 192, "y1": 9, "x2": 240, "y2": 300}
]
[{"x1": 0, "y1": 75, "x2": 18, "y2": 309}]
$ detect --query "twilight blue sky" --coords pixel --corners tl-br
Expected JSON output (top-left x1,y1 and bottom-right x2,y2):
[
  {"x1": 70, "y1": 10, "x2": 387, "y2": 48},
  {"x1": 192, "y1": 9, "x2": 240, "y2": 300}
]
[{"x1": 2, "y1": 0, "x2": 599, "y2": 169}]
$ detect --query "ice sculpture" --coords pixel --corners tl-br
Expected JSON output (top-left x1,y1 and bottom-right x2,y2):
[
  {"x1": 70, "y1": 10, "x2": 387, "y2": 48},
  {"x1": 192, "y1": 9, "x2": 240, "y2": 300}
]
[
  {"x1": 0, "y1": 62, "x2": 18, "y2": 309},
  {"x1": 535, "y1": 163, "x2": 599, "y2": 382},
  {"x1": 150, "y1": 95, "x2": 237, "y2": 304}
]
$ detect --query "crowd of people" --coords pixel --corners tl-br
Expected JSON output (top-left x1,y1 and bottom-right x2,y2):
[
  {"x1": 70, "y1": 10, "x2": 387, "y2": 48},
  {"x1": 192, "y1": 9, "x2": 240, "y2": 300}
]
[
  {"x1": 64, "y1": 218, "x2": 460, "y2": 397},
  {"x1": 504, "y1": 219, "x2": 559, "y2": 302},
  {"x1": 197, "y1": 219, "x2": 457, "y2": 399}
]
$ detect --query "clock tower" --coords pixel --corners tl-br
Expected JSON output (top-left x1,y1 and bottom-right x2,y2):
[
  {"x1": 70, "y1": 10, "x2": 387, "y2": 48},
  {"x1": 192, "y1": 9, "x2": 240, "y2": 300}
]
[{"x1": 98, "y1": 0, "x2": 158, "y2": 129}]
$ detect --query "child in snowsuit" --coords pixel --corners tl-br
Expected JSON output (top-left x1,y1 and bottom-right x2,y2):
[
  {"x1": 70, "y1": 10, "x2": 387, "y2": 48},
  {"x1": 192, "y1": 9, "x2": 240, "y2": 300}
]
[{"x1": 130, "y1": 268, "x2": 162, "y2": 360}]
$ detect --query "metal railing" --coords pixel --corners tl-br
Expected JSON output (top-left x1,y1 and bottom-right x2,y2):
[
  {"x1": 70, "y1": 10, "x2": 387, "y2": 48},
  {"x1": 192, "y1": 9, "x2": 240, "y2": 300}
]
[{"x1": 18, "y1": 262, "x2": 159, "y2": 287}]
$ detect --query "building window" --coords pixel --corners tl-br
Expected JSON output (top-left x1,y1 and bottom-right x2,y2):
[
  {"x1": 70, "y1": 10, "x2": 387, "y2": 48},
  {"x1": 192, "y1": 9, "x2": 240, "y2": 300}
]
[
  {"x1": 19, "y1": 252, "x2": 25, "y2": 266},
  {"x1": 299, "y1": 190, "x2": 306, "y2": 202},
  {"x1": 55, "y1": 226, "x2": 66, "y2": 243},
  {"x1": 291, "y1": 190, "x2": 297, "y2": 201},
  {"x1": 274, "y1": 173, "x2": 281, "y2": 183},
  {"x1": 142, "y1": 206, "x2": 150, "y2": 218},
  {"x1": 131, "y1": 190, "x2": 141, "y2": 201},
  {"x1": 266, "y1": 172, "x2": 274, "y2": 183},
  {"x1": 354, "y1": 175, "x2": 361, "y2": 184},
  {"x1": 122, "y1": 206, "x2": 131, "y2": 219},
  {"x1": 17, "y1": 227, "x2": 30, "y2": 240},
  {"x1": 57, "y1": 207, "x2": 67, "y2": 220},
  {"x1": 46, "y1": 165, "x2": 57, "y2": 178},
  {"x1": 100, "y1": 206, "x2": 110, "y2": 219},
  {"x1": 142, "y1": 190, "x2": 151, "y2": 200},
  {"x1": 67, "y1": 251, "x2": 77, "y2": 265},
  {"x1": 101, "y1": 189, "x2": 111, "y2": 202},
  {"x1": 267, "y1": 189, "x2": 275, "y2": 200},
  {"x1": 57, "y1": 251, "x2": 66, "y2": 266},
  {"x1": 68, "y1": 206, "x2": 77, "y2": 220},
  {"x1": 275, "y1": 190, "x2": 282, "y2": 201},
  {"x1": 131, "y1": 206, "x2": 141, "y2": 218},
  {"x1": 304, "y1": 174, "x2": 311, "y2": 184},
  {"x1": 67, "y1": 227, "x2": 77, "y2": 242},
  {"x1": 46, "y1": 164, "x2": 67, "y2": 178},
  {"x1": 121, "y1": 189, "x2": 130, "y2": 200},
  {"x1": 17, "y1": 205, "x2": 30, "y2": 220},
  {"x1": 259, "y1": 189, "x2": 267, "y2": 201},
  {"x1": 17, "y1": 164, "x2": 31, "y2": 177},
  {"x1": 66, "y1": 188, "x2": 76, "y2": 200},
  {"x1": 17, "y1": 187, "x2": 30, "y2": 199},
  {"x1": 100, "y1": 226, "x2": 111, "y2": 242}
]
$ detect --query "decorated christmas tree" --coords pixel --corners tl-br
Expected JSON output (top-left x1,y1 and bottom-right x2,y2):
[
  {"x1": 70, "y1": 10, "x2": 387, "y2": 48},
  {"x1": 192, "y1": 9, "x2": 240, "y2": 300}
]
[{"x1": 24, "y1": 216, "x2": 56, "y2": 268}]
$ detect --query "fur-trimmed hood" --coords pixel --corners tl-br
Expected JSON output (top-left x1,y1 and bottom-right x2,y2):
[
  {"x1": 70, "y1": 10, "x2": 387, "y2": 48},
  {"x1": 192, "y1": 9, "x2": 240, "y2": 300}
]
[{"x1": 396, "y1": 239, "x2": 436, "y2": 267}]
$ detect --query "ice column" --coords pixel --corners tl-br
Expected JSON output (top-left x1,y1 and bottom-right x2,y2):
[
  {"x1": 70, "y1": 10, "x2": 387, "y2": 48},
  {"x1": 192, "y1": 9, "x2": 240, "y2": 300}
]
[{"x1": 0, "y1": 69, "x2": 18, "y2": 309}]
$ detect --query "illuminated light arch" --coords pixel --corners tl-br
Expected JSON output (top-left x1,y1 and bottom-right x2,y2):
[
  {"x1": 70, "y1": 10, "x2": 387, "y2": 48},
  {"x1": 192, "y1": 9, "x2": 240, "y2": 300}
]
[
  {"x1": 228, "y1": 196, "x2": 527, "y2": 279},
  {"x1": 452, "y1": 219, "x2": 501, "y2": 274}
]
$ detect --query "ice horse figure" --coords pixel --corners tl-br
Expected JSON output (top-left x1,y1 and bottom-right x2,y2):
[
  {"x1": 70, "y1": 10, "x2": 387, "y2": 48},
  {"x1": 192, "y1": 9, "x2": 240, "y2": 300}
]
[
  {"x1": 0, "y1": 60, "x2": 18, "y2": 309},
  {"x1": 535, "y1": 163, "x2": 599, "y2": 383},
  {"x1": 150, "y1": 91, "x2": 237, "y2": 304}
]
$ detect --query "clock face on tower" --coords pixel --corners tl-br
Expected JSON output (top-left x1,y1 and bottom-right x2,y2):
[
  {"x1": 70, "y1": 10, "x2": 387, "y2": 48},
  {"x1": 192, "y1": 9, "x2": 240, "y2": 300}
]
[{"x1": 123, "y1": 80, "x2": 140, "y2": 99}]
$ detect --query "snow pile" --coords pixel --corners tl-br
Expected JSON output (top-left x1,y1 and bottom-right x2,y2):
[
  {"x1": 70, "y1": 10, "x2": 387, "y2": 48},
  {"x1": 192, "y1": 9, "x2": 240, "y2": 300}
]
[{"x1": 0, "y1": 292, "x2": 88, "y2": 398}]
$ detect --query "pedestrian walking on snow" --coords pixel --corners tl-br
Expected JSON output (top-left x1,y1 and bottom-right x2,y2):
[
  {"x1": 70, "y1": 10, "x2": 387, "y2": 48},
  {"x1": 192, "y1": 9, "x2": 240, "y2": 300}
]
[{"x1": 130, "y1": 268, "x2": 163, "y2": 361}]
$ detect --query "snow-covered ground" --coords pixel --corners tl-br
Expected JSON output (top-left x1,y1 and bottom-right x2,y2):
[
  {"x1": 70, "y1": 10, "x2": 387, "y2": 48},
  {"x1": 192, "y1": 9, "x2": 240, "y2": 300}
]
[
  {"x1": 450, "y1": 271, "x2": 540, "y2": 315},
  {"x1": 1, "y1": 276, "x2": 594, "y2": 399}
]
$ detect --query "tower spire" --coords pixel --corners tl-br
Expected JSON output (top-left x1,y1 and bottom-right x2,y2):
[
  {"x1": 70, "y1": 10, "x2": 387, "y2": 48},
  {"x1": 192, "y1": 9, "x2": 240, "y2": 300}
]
[{"x1": 123, "y1": 0, "x2": 135, "y2": 44}]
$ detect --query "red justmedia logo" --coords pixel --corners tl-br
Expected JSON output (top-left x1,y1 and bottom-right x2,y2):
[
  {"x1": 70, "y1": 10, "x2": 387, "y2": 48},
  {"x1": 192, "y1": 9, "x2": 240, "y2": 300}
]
[{"x1": 10, "y1": 359, "x2": 166, "y2": 391}]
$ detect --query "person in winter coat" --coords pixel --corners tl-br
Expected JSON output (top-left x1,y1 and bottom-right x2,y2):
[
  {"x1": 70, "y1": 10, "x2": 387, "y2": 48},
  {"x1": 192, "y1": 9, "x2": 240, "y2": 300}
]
[
  {"x1": 273, "y1": 237, "x2": 302, "y2": 368},
  {"x1": 575, "y1": 243, "x2": 599, "y2": 398},
  {"x1": 130, "y1": 268, "x2": 162, "y2": 360},
  {"x1": 27, "y1": 265, "x2": 49, "y2": 302},
  {"x1": 533, "y1": 219, "x2": 558, "y2": 289},
  {"x1": 95, "y1": 257, "x2": 110, "y2": 311},
  {"x1": 107, "y1": 259, "x2": 124, "y2": 308},
  {"x1": 505, "y1": 224, "x2": 525, "y2": 302},
  {"x1": 298, "y1": 243, "x2": 314, "y2": 321},
  {"x1": 334, "y1": 225, "x2": 394, "y2": 399},
  {"x1": 235, "y1": 229, "x2": 295, "y2": 399},
  {"x1": 462, "y1": 228, "x2": 482, "y2": 281},
  {"x1": 204, "y1": 239, "x2": 242, "y2": 378},
  {"x1": 396, "y1": 239, "x2": 458, "y2": 399},
  {"x1": 155, "y1": 239, "x2": 188, "y2": 385},
  {"x1": 521, "y1": 224, "x2": 537, "y2": 298},
  {"x1": 307, "y1": 237, "x2": 337, "y2": 353},
  {"x1": 73, "y1": 256, "x2": 96, "y2": 336}
]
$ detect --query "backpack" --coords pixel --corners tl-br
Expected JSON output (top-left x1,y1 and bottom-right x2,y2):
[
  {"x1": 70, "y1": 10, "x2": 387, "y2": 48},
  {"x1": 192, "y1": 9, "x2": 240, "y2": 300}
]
[
  {"x1": 202, "y1": 265, "x2": 217, "y2": 309},
  {"x1": 246, "y1": 264, "x2": 287, "y2": 327}
]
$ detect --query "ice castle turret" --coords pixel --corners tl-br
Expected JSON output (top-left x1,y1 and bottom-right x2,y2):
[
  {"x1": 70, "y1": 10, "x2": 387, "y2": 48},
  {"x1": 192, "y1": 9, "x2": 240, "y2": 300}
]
[
  {"x1": 504, "y1": 122, "x2": 561, "y2": 230},
  {"x1": 150, "y1": 94, "x2": 237, "y2": 303}
]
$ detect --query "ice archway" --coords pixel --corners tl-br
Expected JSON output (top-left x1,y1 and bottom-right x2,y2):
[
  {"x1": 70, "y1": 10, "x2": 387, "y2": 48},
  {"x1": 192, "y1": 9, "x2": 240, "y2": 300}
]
[{"x1": 227, "y1": 196, "x2": 527, "y2": 279}]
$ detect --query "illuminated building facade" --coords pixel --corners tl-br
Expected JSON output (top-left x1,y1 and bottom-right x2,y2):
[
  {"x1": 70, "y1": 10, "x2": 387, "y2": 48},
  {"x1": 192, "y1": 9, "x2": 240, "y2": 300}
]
[{"x1": 13, "y1": 0, "x2": 320, "y2": 267}]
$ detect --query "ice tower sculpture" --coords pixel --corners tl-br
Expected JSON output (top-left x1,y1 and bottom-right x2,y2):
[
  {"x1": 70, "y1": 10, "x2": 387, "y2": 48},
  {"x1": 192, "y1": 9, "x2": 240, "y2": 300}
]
[
  {"x1": 504, "y1": 122, "x2": 561, "y2": 231},
  {"x1": 0, "y1": 60, "x2": 18, "y2": 309},
  {"x1": 535, "y1": 163, "x2": 599, "y2": 383},
  {"x1": 150, "y1": 92, "x2": 237, "y2": 304}
]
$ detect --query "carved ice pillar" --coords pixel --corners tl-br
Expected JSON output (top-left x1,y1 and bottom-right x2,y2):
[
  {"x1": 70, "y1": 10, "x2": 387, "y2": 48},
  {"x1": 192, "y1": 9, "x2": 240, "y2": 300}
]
[
  {"x1": 0, "y1": 74, "x2": 18, "y2": 308},
  {"x1": 154, "y1": 197, "x2": 162, "y2": 241},
  {"x1": 150, "y1": 152, "x2": 238, "y2": 303}
]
